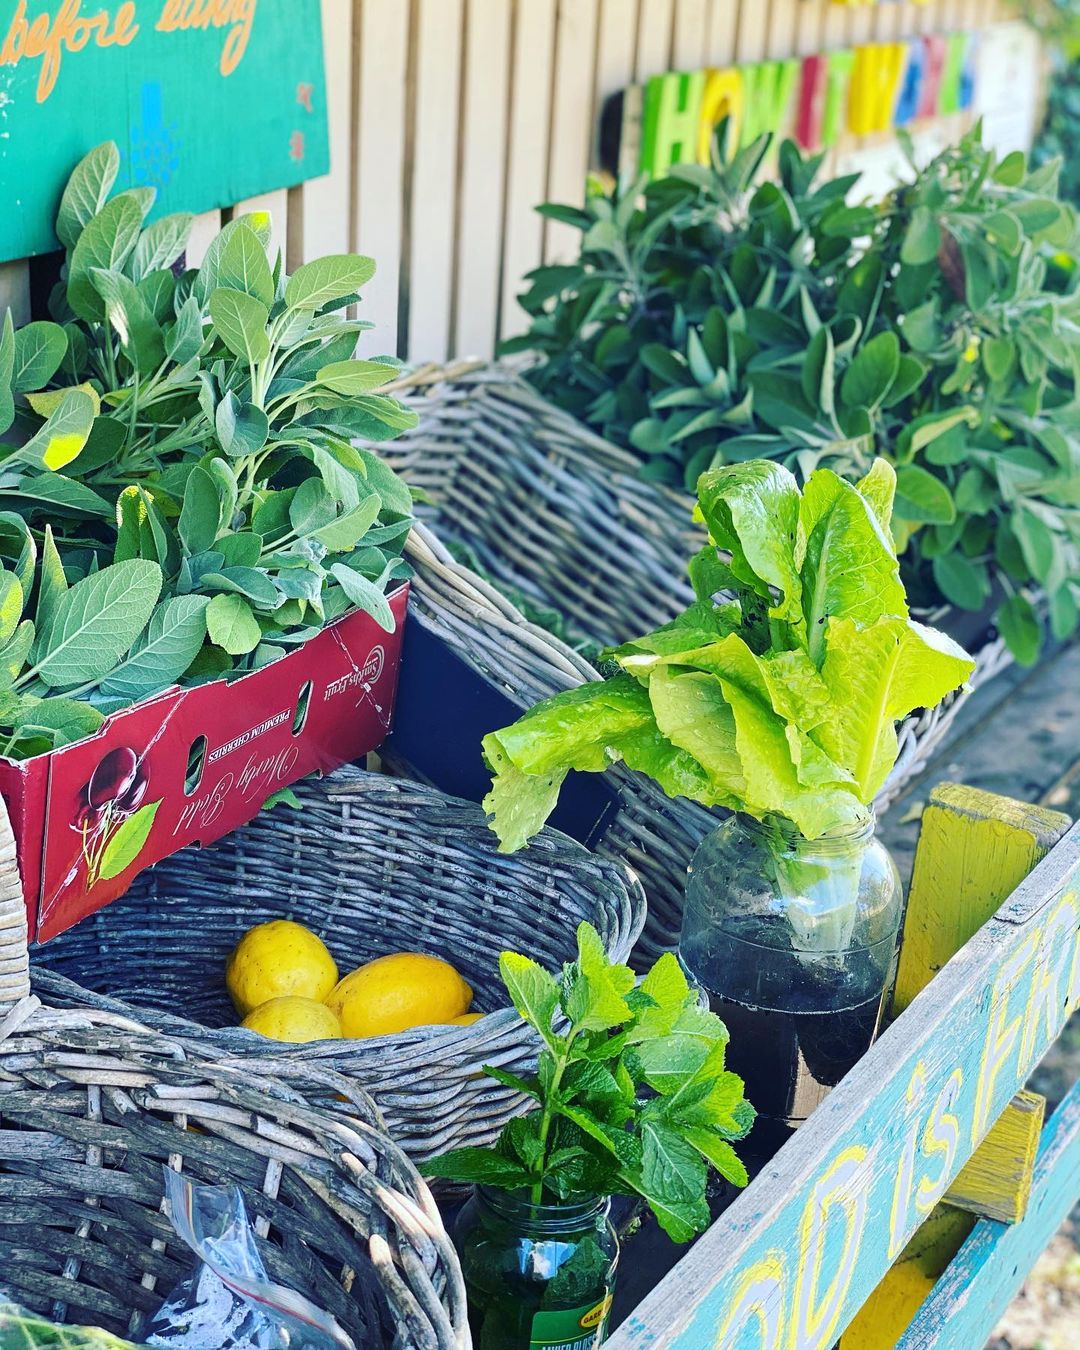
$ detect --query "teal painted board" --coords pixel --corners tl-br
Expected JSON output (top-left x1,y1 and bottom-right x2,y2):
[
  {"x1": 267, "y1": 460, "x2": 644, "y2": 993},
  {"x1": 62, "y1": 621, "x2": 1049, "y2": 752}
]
[
  {"x1": 897, "y1": 1077, "x2": 1080, "y2": 1348},
  {"x1": 0, "y1": 1, "x2": 329, "y2": 263},
  {"x1": 607, "y1": 823, "x2": 1080, "y2": 1350}
]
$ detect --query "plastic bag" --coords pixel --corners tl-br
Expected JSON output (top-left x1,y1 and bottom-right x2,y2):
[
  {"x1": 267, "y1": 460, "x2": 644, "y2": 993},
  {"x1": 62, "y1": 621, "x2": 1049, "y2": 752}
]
[{"x1": 146, "y1": 1168, "x2": 354, "y2": 1350}]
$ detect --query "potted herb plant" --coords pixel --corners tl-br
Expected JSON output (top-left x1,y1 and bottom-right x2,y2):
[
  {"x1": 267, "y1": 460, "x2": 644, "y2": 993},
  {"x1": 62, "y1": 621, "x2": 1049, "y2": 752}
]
[
  {"x1": 422, "y1": 921, "x2": 754, "y2": 1348},
  {"x1": 506, "y1": 124, "x2": 1080, "y2": 667},
  {"x1": 478, "y1": 458, "x2": 974, "y2": 1151},
  {"x1": 0, "y1": 142, "x2": 420, "y2": 929}
]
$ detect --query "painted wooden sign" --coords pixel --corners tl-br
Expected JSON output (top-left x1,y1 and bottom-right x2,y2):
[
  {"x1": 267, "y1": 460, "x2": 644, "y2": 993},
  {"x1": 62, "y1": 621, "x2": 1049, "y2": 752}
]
[
  {"x1": 0, "y1": 0, "x2": 329, "y2": 263},
  {"x1": 631, "y1": 32, "x2": 978, "y2": 177},
  {"x1": 607, "y1": 820, "x2": 1080, "y2": 1349}
]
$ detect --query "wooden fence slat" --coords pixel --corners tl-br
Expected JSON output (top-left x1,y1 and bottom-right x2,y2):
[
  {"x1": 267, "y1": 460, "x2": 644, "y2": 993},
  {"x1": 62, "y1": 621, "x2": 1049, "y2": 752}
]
[
  {"x1": 892, "y1": 784, "x2": 1071, "y2": 1016},
  {"x1": 353, "y1": 0, "x2": 411, "y2": 357},
  {"x1": 0, "y1": 262, "x2": 31, "y2": 328},
  {"x1": 403, "y1": 0, "x2": 466, "y2": 362},
  {"x1": 607, "y1": 815, "x2": 1080, "y2": 1348},
  {"x1": 185, "y1": 210, "x2": 222, "y2": 267},
  {"x1": 704, "y1": 0, "x2": 738, "y2": 65},
  {"x1": 229, "y1": 189, "x2": 290, "y2": 265},
  {"x1": 544, "y1": 0, "x2": 601, "y2": 263},
  {"x1": 897, "y1": 1079, "x2": 1080, "y2": 1349},
  {"x1": 453, "y1": 0, "x2": 513, "y2": 357},
  {"x1": 672, "y1": 0, "x2": 710, "y2": 69},
  {"x1": 635, "y1": 0, "x2": 674, "y2": 80},
  {"x1": 298, "y1": 0, "x2": 355, "y2": 260},
  {"x1": 942, "y1": 1088, "x2": 1046, "y2": 1223},
  {"x1": 498, "y1": 0, "x2": 558, "y2": 342}
]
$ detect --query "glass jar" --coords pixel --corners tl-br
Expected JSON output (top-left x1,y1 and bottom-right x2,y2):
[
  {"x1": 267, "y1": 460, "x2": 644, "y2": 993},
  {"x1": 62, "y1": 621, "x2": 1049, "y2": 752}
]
[
  {"x1": 453, "y1": 1187, "x2": 619, "y2": 1350},
  {"x1": 678, "y1": 810, "x2": 902, "y2": 1154}
]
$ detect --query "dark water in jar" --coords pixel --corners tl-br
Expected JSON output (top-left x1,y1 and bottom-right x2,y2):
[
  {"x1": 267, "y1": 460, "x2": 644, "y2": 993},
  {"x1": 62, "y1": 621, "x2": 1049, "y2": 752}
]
[{"x1": 704, "y1": 987, "x2": 887, "y2": 1143}]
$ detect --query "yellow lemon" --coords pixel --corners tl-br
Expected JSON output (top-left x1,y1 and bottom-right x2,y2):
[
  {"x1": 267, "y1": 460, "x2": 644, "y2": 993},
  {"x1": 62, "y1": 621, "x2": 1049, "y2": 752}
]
[
  {"x1": 327, "y1": 952, "x2": 472, "y2": 1037},
  {"x1": 242, "y1": 996, "x2": 342, "y2": 1042},
  {"x1": 447, "y1": 1012, "x2": 482, "y2": 1025},
  {"x1": 225, "y1": 919, "x2": 338, "y2": 1015}
]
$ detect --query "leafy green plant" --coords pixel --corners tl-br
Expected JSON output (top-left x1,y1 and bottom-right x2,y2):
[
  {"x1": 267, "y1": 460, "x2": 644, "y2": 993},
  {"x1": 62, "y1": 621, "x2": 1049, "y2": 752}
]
[
  {"x1": 507, "y1": 125, "x2": 1080, "y2": 664},
  {"x1": 480, "y1": 459, "x2": 973, "y2": 852},
  {"x1": 0, "y1": 143, "x2": 417, "y2": 758},
  {"x1": 421, "y1": 921, "x2": 754, "y2": 1241},
  {"x1": 0, "y1": 1303, "x2": 135, "y2": 1348}
]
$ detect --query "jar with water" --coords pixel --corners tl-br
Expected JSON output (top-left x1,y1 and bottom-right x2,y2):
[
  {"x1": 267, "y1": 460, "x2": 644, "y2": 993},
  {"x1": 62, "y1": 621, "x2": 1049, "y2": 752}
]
[{"x1": 679, "y1": 810, "x2": 902, "y2": 1154}]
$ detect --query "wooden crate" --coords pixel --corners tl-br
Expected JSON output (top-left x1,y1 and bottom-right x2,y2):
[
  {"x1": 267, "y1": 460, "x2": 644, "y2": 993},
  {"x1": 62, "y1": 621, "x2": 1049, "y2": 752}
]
[{"x1": 607, "y1": 783, "x2": 1080, "y2": 1348}]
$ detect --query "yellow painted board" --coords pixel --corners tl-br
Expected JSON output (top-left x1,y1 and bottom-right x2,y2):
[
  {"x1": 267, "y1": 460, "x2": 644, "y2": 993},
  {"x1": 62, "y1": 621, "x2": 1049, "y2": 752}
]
[{"x1": 892, "y1": 783, "x2": 1071, "y2": 1016}]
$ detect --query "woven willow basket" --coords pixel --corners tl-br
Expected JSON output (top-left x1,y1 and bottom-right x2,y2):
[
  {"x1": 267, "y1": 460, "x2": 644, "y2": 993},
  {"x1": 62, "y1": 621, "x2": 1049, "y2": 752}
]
[
  {"x1": 383, "y1": 361, "x2": 1015, "y2": 815},
  {"x1": 30, "y1": 767, "x2": 645, "y2": 1162},
  {"x1": 0, "y1": 824, "x2": 469, "y2": 1348}
]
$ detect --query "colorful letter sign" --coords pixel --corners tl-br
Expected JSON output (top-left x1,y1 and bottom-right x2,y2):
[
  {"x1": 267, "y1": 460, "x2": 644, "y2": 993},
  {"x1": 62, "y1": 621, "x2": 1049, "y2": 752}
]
[
  {"x1": 0, "y1": 1, "x2": 330, "y2": 263},
  {"x1": 635, "y1": 29, "x2": 979, "y2": 176}
]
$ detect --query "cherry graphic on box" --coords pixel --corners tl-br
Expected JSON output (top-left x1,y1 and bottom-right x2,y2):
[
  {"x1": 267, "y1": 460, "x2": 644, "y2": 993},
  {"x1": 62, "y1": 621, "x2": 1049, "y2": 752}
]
[{"x1": 71, "y1": 748, "x2": 159, "y2": 891}]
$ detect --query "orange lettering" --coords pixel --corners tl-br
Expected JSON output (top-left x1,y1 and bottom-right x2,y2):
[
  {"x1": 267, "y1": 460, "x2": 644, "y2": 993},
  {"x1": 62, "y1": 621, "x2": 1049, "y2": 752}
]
[
  {"x1": 220, "y1": 0, "x2": 256, "y2": 76},
  {"x1": 0, "y1": 1, "x2": 29, "y2": 65}
]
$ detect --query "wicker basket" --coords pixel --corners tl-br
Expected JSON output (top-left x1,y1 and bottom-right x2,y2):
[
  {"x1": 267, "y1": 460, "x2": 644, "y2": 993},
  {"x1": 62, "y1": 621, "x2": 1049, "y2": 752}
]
[
  {"x1": 29, "y1": 767, "x2": 645, "y2": 1161},
  {"x1": 382, "y1": 361, "x2": 1014, "y2": 815},
  {"x1": 394, "y1": 522, "x2": 715, "y2": 964},
  {"x1": 0, "y1": 826, "x2": 470, "y2": 1348}
]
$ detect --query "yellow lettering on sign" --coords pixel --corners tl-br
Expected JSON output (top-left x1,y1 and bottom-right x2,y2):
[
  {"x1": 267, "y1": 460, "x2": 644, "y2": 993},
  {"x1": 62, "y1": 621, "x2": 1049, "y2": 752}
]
[
  {"x1": 712, "y1": 1251, "x2": 785, "y2": 1348},
  {"x1": 698, "y1": 68, "x2": 744, "y2": 162},
  {"x1": 887, "y1": 1061, "x2": 926, "y2": 1259},
  {"x1": 1018, "y1": 888, "x2": 1080, "y2": 1076},
  {"x1": 915, "y1": 1068, "x2": 963, "y2": 1215},
  {"x1": 791, "y1": 1145, "x2": 871, "y2": 1350},
  {"x1": 972, "y1": 929, "x2": 1039, "y2": 1145}
]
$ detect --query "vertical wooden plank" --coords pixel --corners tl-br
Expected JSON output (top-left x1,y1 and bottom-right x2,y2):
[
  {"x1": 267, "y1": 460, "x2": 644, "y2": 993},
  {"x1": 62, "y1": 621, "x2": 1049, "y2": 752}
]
[
  {"x1": 299, "y1": 0, "x2": 354, "y2": 260},
  {"x1": 498, "y1": 0, "x2": 557, "y2": 342},
  {"x1": 453, "y1": 0, "x2": 513, "y2": 357},
  {"x1": 354, "y1": 0, "x2": 410, "y2": 357},
  {"x1": 672, "y1": 0, "x2": 709, "y2": 69},
  {"x1": 795, "y1": 0, "x2": 826, "y2": 56},
  {"x1": 185, "y1": 210, "x2": 222, "y2": 267},
  {"x1": 703, "y1": 0, "x2": 738, "y2": 65},
  {"x1": 635, "y1": 0, "x2": 674, "y2": 80},
  {"x1": 0, "y1": 262, "x2": 31, "y2": 327},
  {"x1": 734, "y1": 0, "x2": 770, "y2": 62},
  {"x1": 230, "y1": 189, "x2": 289, "y2": 265},
  {"x1": 544, "y1": 0, "x2": 600, "y2": 262},
  {"x1": 402, "y1": 0, "x2": 465, "y2": 361},
  {"x1": 765, "y1": 0, "x2": 800, "y2": 61},
  {"x1": 595, "y1": 0, "x2": 640, "y2": 118},
  {"x1": 892, "y1": 783, "x2": 1071, "y2": 1015},
  {"x1": 943, "y1": 1089, "x2": 1046, "y2": 1223}
]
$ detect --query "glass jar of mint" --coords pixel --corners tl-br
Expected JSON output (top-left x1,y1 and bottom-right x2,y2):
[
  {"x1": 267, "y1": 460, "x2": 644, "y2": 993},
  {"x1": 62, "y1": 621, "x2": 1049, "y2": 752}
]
[
  {"x1": 453, "y1": 1187, "x2": 619, "y2": 1349},
  {"x1": 678, "y1": 809, "x2": 902, "y2": 1156}
]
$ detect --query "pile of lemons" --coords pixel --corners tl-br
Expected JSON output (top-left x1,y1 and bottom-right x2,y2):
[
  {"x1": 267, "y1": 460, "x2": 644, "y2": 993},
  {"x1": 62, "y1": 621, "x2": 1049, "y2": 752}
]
[{"x1": 227, "y1": 919, "x2": 480, "y2": 1043}]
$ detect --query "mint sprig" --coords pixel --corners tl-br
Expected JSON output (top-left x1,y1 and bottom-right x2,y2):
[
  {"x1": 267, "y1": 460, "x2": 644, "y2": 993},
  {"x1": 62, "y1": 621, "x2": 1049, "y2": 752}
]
[{"x1": 420, "y1": 923, "x2": 754, "y2": 1243}]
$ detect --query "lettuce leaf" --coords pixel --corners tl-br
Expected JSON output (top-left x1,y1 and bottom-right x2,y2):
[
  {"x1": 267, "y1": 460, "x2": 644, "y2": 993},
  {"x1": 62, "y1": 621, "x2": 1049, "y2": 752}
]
[
  {"x1": 815, "y1": 616, "x2": 976, "y2": 799},
  {"x1": 695, "y1": 462, "x2": 803, "y2": 623},
  {"x1": 480, "y1": 458, "x2": 974, "y2": 851},
  {"x1": 799, "y1": 466, "x2": 907, "y2": 663}
]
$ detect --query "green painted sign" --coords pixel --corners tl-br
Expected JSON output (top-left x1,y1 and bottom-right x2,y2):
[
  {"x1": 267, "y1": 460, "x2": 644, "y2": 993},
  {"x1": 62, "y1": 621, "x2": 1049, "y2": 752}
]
[{"x1": 0, "y1": 0, "x2": 329, "y2": 263}]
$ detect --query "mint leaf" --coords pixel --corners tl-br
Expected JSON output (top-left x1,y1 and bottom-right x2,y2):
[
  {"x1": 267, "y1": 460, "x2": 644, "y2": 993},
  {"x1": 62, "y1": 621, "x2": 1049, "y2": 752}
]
[
  {"x1": 418, "y1": 1147, "x2": 533, "y2": 1190},
  {"x1": 499, "y1": 951, "x2": 560, "y2": 1048}
]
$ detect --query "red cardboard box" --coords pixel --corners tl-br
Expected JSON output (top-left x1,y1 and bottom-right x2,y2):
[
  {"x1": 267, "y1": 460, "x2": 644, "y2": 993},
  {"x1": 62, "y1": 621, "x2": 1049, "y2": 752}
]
[{"x1": 1, "y1": 585, "x2": 409, "y2": 943}]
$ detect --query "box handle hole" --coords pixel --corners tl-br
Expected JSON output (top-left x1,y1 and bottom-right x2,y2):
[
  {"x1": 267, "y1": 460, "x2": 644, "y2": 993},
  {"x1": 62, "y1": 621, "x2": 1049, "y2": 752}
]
[
  {"x1": 292, "y1": 681, "x2": 312, "y2": 736},
  {"x1": 185, "y1": 735, "x2": 207, "y2": 795}
]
